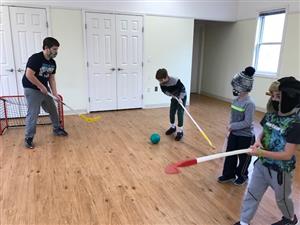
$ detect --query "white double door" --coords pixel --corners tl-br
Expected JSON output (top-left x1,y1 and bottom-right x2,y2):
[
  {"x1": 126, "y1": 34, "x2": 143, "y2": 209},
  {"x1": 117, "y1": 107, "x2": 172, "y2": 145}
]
[
  {"x1": 0, "y1": 6, "x2": 48, "y2": 96},
  {"x1": 86, "y1": 13, "x2": 143, "y2": 111}
]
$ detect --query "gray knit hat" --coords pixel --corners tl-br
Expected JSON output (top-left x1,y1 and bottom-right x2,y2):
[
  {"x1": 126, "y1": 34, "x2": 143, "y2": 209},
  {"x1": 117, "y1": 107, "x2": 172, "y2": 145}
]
[{"x1": 231, "y1": 66, "x2": 255, "y2": 92}]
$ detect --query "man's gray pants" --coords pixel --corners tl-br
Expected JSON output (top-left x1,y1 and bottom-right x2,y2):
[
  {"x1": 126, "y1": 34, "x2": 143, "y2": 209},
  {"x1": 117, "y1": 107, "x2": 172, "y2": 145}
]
[
  {"x1": 240, "y1": 160, "x2": 294, "y2": 223},
  {"x1": 24, "y1": 88, "x2": 60, "y2": 138}
]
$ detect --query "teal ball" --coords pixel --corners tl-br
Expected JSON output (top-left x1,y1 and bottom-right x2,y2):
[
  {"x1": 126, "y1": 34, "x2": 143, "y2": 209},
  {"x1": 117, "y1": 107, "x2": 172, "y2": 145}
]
[{"x1": 150, "y1": 133, "x2": 160, "y2": 144}]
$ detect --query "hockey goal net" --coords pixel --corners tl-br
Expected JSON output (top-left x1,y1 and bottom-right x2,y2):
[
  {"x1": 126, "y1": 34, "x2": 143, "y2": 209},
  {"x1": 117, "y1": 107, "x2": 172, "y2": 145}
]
[{"x1": 0, "y1": 95, "x2": 64, "y2": 135}]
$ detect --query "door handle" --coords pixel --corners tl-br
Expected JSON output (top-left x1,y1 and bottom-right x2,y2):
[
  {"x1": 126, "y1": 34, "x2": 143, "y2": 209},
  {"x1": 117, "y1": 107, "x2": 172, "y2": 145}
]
[
  {"x1": 117, "y1": 68, "x2": 123, "y2": 71},
  {"x1": 6, "y1": 68, "x2": 14, "y2": 72},
  {"x1": 17, "y1": 68, "x2": 24, "y2": 73},
  {"x1": 110, "y1": 68, "x2": 116, "y2": 71}
]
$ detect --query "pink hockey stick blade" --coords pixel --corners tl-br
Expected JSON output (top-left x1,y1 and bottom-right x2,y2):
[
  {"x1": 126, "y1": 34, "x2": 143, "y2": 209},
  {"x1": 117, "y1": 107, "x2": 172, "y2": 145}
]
[{"x1": 165, "y1": 159, "x2": 197, "y2": 174}]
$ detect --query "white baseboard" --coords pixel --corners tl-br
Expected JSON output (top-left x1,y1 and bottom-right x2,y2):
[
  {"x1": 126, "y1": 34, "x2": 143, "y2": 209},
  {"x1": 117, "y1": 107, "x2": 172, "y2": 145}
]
[
  {"x1": 143, "y1": 101, "x2": 190, "y2": 109},
  {"x1": 63, "y1": 109, "x2": 87, "y2": 115},
  {"x1": 200, "y1": 91, "x2": 232, "y2": 103},
  {"x1": 143, "y1": 103, "x2": 169, "y2": 109},
  {"x1": 200, "y1": 91, "x2": 266, "y2": 113},
  {"x1": 256, "y1": 106, "x2": 266, "y2": 113}
]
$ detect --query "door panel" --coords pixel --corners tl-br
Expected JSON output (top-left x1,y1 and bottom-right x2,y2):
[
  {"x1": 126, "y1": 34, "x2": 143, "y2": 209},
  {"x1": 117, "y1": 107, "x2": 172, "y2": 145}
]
[
  {"x1": 0, "y1": 6, "x2": 18, "y2": 96},
  {"x1": 86, "y1": 13, "x2": 117, "y2": 111},
  {"x1": 116, "y1": 15, "x2": 143, "y2": 109},
  {"x1": 86, "y1": 13, "x2": 143, "y2": 111},
  {"x1": 9, "y1": 6, "x2": 47, "y2": 95}
]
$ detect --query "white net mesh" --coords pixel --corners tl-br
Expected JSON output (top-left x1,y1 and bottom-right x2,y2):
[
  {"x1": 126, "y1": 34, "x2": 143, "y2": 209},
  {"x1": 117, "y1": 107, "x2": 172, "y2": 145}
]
[{"x1": 0, "y1": 95, "x2": 64, "y2": 134}]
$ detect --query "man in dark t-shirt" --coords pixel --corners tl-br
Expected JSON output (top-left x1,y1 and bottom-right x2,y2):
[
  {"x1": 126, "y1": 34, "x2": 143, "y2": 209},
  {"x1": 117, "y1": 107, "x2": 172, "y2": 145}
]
[{"x1": 22, "y1": 37, "x2": 68, "y2": 149}]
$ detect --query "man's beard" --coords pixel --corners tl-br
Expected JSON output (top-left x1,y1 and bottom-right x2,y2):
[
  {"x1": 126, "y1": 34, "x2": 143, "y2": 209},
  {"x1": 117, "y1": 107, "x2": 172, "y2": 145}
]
[{"x1": 49, "y1": 52, "x2": 57, "y2": 58}]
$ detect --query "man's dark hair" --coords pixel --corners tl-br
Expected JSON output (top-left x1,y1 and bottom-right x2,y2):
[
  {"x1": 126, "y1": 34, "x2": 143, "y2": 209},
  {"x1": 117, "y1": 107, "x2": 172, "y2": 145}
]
[
  {"x1": 43, "y1": 37, "x2": 60, "y2": 50},
  {"x1": 156, "y1": 68, "x2": 168, "y2": 80}
]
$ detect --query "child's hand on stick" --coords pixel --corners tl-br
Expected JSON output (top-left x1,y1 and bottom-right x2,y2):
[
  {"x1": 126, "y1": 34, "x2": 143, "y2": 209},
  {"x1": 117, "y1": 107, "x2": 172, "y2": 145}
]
[{"x1": 249, "y1": 141, "x2": 263, "y2": 157}]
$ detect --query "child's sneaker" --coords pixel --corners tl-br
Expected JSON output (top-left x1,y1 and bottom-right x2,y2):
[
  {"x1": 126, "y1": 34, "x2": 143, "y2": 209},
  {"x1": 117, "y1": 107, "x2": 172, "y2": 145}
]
[
  {"x1": 233, "y1": 222, "x2": 250, "y2": 225},
  {"x1": 25, "y1": 137, "x2": 34, "y2": 149},
  {"x1": 217, "y1": 175, "x2": 235, "y2": 183},
  {"x1": 272, "y1": 215, "x2": 298, "y2": 225},
  {"x1": 175, "y1": 131, "x2": 183, "y2": 141},
  {"x1": 53, "y1": 127, "x2": 69, "y2": 136},
  {"x1": 234, "y1": 176, "x2": 248, "y2": 186},
  {"x1": 165, "y1": 127, "x2": 176, "y2": 135}
]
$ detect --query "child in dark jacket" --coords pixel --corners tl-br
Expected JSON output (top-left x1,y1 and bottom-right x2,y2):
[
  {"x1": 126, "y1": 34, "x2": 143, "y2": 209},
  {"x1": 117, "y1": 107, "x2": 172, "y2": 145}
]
[{"x1": 156, "y1": 68, "x2": 186, "y2": 141}]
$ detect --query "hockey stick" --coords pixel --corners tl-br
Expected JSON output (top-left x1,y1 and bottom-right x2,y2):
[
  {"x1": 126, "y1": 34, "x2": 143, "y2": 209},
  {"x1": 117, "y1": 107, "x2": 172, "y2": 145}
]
[
  {"x1": 47, "y1": 92, "x2": 100, "y2": 123},
  {"x1": 173, "y1": 96, "x2": 215, "y2": 148},
  {"x1": 165, "y1": 148, "x2": 251, "y2": 174}
]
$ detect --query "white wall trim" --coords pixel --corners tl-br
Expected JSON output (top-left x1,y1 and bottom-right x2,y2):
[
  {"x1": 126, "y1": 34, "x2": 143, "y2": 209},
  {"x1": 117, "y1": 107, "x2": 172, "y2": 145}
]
[
  {"x1": 46, "y1": 6, "x2": 52, "y2": 36},
  {"x1": 236, "y1": 1, "x2": 300, "y2": 21},
  {"x1": 2, "y1": 3, "x2": 49, "y2": 9},
  {"x1": 200, "y1": 91, "x2": 266, "y2": 112},
  {"x1": 144, "y1": 100, "x2": 190, "y2": 109},
  {"x1": 81, "y1": 9, "x2": 90, "y2": 113},
  {"x1": 64, "y1": 109, "x2": 87, "y2": 115},
  {"x1": 277, "y1": 8, "x2": 289, "y2": 78},
  {"x1": 143, "y1": 103, "x2": 170, "y2": 109},
  {"x1": 3, "y1": 3, "x2": 192, "y2": 19},
  {"x1": 235, "y1": 10, "x2": 299, "y2": 22},
  {"x1": 141, "y1": 16, "x2": 145, "y2": 109},
  {"x1": 201, "y1": 90, "x2": 232, "y2": 103},
  {"x1": 198, "y1": 23, "x2": 205, "y2": 94},
  {"x1": 2, "y1": 1, "x2": 236, "y2": 22}
]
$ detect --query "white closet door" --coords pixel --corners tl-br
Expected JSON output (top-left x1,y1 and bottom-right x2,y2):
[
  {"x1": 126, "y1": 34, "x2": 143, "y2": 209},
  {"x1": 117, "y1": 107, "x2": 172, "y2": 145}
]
[
  {"x1": 9, "y1": 6, "x2": 48, "y2": 95},
  {"x1": 86, "y1": 13, "x2": 117, "y2": 111},
  {"x1": 116, "y1": 15, "x2": 143, "y2": 109},
  {"x1": 0, "y1": 6, "x2": 18, "y2": 96}
]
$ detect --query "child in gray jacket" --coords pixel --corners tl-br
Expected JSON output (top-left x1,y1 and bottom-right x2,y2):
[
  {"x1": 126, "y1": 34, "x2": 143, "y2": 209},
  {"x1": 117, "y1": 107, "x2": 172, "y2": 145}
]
[{"x1": 218, "y1": 66, "x2": 256, "y2": 185}]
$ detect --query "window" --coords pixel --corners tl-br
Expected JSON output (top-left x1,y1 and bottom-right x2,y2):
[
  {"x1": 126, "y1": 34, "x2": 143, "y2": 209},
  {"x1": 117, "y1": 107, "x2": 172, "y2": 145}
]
[{"x1": 253, "y1": 9, "x2": 286, "y2": 76}]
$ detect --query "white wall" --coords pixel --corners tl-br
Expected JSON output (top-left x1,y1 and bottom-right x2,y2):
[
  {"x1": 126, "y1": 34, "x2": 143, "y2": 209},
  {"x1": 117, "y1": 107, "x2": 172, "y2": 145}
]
[
  {"x1": 8, "y1": 2, "x2": 298, "y2": 113},
  {"x1": 143, "y1": 16, "x2": 194, "y2": 107},
  {"x1": 7, "y1": 0, "x2": 300, "y2": 22},
  {"x1": 201, "y1": 13, "x2": 300, "y2": 111},
  {"x1": 50, "y1": 9, "x2": 87, "y2": 112},
  {"x1": 34, "y1": 8, "x2": 194, "y2": 111},
  {"x1": 4, "y1": 0, "x2": 237, "y2": 21}
]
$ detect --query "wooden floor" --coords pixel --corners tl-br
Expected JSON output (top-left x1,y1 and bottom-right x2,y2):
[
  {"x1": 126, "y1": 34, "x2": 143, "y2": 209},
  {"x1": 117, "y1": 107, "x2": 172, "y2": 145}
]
[{"x1": 0, "y1": 94, "x2": 299, "y2": 225}]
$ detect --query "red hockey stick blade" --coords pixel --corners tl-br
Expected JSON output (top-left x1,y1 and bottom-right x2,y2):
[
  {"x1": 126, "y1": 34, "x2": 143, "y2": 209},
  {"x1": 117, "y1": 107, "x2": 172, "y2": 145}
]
[
  {"x1": 165, "y1": 159, "x2": 197, "y2": 175},
  {"x1": 165, "y1": 164, "x2": 180, "y2": 174}
]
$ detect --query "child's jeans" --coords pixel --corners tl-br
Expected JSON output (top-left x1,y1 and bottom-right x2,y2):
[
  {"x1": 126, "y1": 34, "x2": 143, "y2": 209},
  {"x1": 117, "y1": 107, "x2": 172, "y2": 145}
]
[{"x1": 169, "y1": 95, "x2": 187, "y2": 127}]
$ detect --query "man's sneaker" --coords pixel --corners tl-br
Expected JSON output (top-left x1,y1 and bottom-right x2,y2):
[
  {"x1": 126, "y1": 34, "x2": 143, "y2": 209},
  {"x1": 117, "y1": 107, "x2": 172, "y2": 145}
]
[
  {"x1": 217, "y1": 175, "x2": 235, "y2": 183},
  {"x1": 25, "y1": 137, "x2": 34, "y2": 149},
  {"x1": 272, "y1": 215, "x2": 298, "y2": 225},
  {"x1": 175, "y1": 131, "x2": 183, "y2": 141},
  {"x1": 234, "y1": 176, "x2": 248, "y2": 186},
  {"x1": 53, "y1": 127, "x2": 68, "y2": 136},
  {"x1": 165, "y1": 127, "x2": 176, "y2": 135}
]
